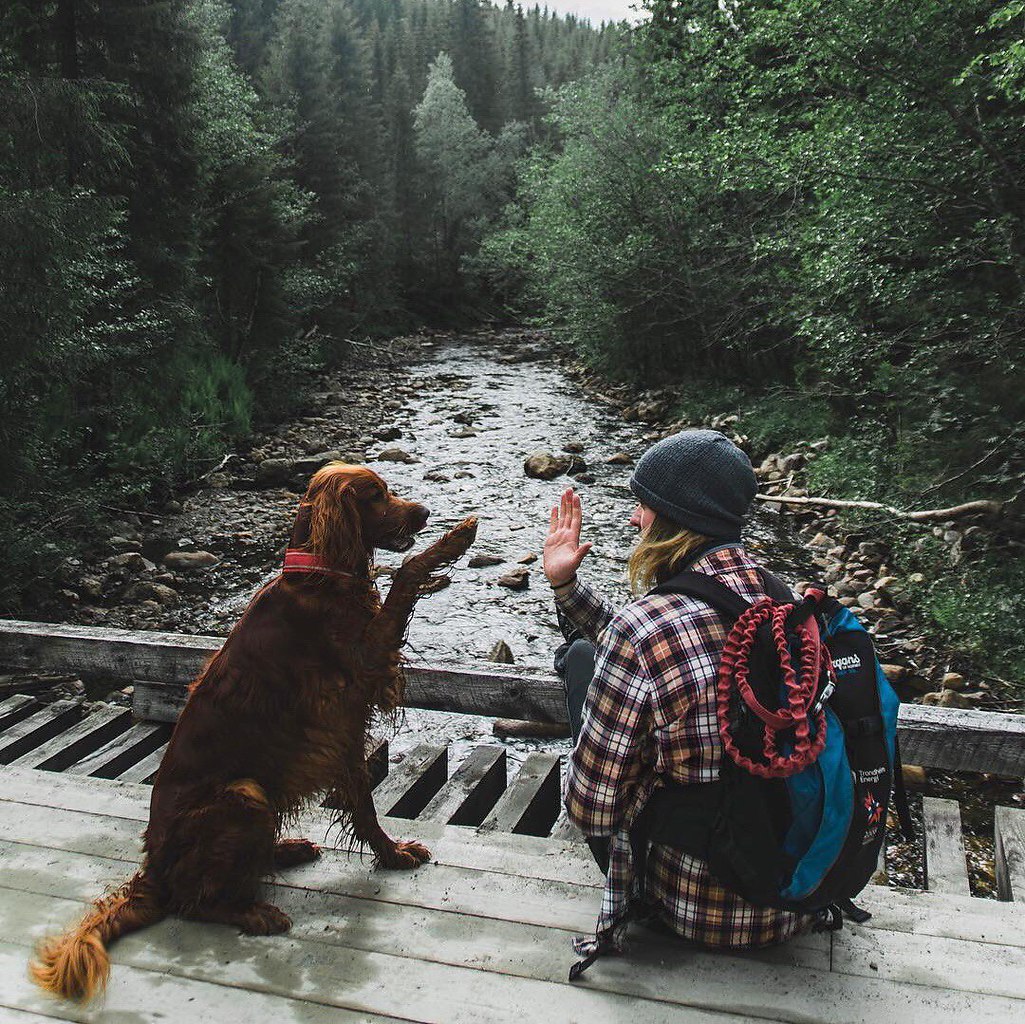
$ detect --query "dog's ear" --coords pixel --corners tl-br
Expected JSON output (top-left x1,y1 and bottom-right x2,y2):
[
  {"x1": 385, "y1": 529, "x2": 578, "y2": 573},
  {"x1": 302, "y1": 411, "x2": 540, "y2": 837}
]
[{"x1": 309, "y1": 471, "x2": 367, "y2": 569}]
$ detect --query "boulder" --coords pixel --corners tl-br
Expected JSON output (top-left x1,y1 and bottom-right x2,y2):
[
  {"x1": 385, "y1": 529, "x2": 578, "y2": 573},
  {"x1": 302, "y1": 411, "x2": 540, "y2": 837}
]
[
  {"x1": 524, "y1": 452, "x2": 571, "y2": 480},
  {"x1": 496, "y1": 567, "x2": 530, "y2": 590},
  {"x1": 880, "y1": 664, "x2": 907, "y2": 683},
  {"x1": 162, "y1": 550, "x2": 219, "y2": 570},
  {"x1": 106, "y1": 552, "x2": 148, "y2": 573},
  {"x1": 469, "y1": 554, "x2": 504, "y2": 568},
  {"x1": 376, "y1": 448, "x2": 418, "y2": 463},
  {"x1": 126, "y1": 582, "x2": 179, "y2": 607},
  {"x1": 941, "y1": 671, "x2": 966, "y2": 692},
  {"x1": 254, "y1": 458, "x2": 294, "y2": 488}
]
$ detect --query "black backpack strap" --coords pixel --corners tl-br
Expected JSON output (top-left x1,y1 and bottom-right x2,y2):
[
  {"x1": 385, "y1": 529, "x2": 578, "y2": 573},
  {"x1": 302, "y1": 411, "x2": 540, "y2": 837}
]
[
  {"x1": 891, "y1": 733, "x2": 915, "y2": 841},
  {"x1": 652, "y1": 571, "x2": 753, "y2": 621}
]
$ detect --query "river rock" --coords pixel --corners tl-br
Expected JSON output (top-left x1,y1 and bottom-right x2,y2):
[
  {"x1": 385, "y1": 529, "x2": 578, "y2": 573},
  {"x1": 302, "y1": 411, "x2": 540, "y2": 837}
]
[
  {"x1": 162, "y1": 550, "x2": 219, "y2": 570},
  {"x1": 109, "y1": 536, "x2": 142, "y2": 553},
  {"x1": 376, "y1": 448, "x2": 418, "y2": 463},
  {"x1": 487, "y1": 640, "x2": 514, "y2": 664},
  {"x1": 423, "y1": 471, "x2": 450, "y2": 483},
  {"x1": 563, "y1": 442, "x2": 585, "y2": 454},
  {"x1": 938, "y1": 688, "x2": 972, "y2": 709},
  {"x1": 857, "y1": 592, "x2": 877, "y2": 610},
  {"x1": 881, "y1": 664, "x2": 907, "y2": 683},
  {"x1": 497, "y1": 567, "x2": 530, "y2": 590},
  {"x1": 517, "y1": 553, "x2": 537, "y2": 564},
  {"x1": 941, "y1": 671, "x2": 966, "y2": 691},
  {"x1": 901, "y1": 764, "x2": 927, "y2": 788},
  {"x1": 524, "y1": 452, "x2": 571, "y2": 480},
  {"x1": 573, "y1": 473, "x2": 596, "y2": 484},
  {"x1": 106, "y1": 552, "x2": 148, "y2": 573},
  {"x1": 254, "y1": 458, "x2": 294, "y2": 487},
  {"x1": 779, "y1": 452, "x2": 805, "y2": 474},
  {"x1": 449, "y1": 426, "x2": 477, "y2": 438},
  {"x1": 469, "y1": 554, "x2": 503, "y2": 568},
  {"x1": 375, "y1": 426, "x2": 402, "y2": 441},
  {"x1": 809, "y1": 533, "x2": 835, "y2": 549},
  {"x1": 606, "y1": 452, "x2": 634, "y2": 466},
  {"x1": 126, "y1": 581, "x2": 179, "y2": 607}
]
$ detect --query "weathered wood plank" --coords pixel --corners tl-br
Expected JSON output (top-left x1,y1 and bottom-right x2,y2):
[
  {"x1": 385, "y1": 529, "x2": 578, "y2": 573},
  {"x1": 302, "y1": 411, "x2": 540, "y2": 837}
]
[
  {"x1": 0, "y1": 702, "x2": 83, "y2": 765},
  {"x1": 2, "y1": 889, "x2": 773, "y2": 1024},
  {"x1": 114, "y1": 742, "x2": 168, "y2": 784},
  {"x1": 0, "y1": 766, "x2": 605, "y2": 888},
  {"x1": 0, "y1": 695, "x2": 38, "y2": 732},
  {"x1": 481, "y1": 752, "x2": 561, "y2": 836},
  {"x1": 66, "y1": 721, "x2": 172, "y2": 779},
  {"x1": 0, "y1": 940, "x2": 404, "y2": 1024},
  {"x1": 4, "y1": 620, "x2": 1024, "y2": 776},
  {"x1": 372, "y1": 743, "x2": 447, "y2": 818},
  {"x1": 995, "y1": 804, "x2": 1025, "y2": 903},
  {"x1": 0, "y1": 619, "x2": 564, "y2": 724},
  {"x1": 419, "y1": 745, "x2": 506, "y2": 826},
  {"x1": 4, "y1": 881, "x2": 1018, "y2": 1024},
  {"x1": 832, "y1": 921, "x2": 1025, "y2": 1000},
  {"x1": 896, "y1": 703, "x2": 1025, "y2": 777},
  {"x1": 549, "y1": 810, "x2": 584, "y2": 844},
  {"x1": 922, "y1": 797, "x2": 970, "y2": 896},
  {"x1": 7, "y1": 705, "x2": 132, "y2": 772}
]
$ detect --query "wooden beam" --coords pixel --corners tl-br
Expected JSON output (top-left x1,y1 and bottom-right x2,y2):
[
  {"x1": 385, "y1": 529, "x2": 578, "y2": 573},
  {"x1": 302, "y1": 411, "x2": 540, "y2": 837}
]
[
  {"x1": 420, "y1": 745, "x2": 507, "y2": 827},
  {"x1": 0, "y1": 619, "x2": 564, "y2": 725},
  {"x1": 372, "y1": 743, "x2": 448, "y2": 819},
  {"x1": 481, "y1": 753, "x2": 561, "y2": 837},
  {"x1": 922, "y1": 797, "x2": 970, "y2": 896},
  {"x1": 7, "y1": 704, "x2": 132, "y2": 772},
  {"x1": 995, "y1": 805, "x2": 1025, "y2": 903},
  {"x1": 2, "y1": 620, "x2": 1025, "y2": 776}
]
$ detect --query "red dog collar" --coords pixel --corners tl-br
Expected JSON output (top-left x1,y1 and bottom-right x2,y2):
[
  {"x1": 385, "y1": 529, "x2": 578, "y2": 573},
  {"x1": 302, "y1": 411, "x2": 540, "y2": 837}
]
[{"x1": 282, "y1": 549, "x2": 355, "y2": 579}]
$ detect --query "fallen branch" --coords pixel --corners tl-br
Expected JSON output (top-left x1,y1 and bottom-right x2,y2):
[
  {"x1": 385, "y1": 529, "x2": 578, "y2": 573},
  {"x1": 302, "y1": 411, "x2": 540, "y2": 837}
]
[{"x1": 755, "y1": 493, "x2": 1004, "y2": 522}]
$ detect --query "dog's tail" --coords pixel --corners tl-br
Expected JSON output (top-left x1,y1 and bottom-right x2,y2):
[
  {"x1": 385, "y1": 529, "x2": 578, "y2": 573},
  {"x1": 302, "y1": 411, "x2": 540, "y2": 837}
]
[{"x1": 30, "y1": 872, "x2": 164, "y2": 1002}]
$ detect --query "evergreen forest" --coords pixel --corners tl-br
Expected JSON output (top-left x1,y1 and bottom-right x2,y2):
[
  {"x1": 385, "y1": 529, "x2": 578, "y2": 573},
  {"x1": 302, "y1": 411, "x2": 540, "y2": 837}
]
[{"x1": 2, "y1": 0, "x2": 1023, "y2": 684}]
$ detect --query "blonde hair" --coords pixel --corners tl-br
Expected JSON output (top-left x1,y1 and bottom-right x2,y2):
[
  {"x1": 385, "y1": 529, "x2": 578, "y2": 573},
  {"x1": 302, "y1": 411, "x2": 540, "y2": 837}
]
[{"x1": 628, "y1": 513, "x2": 710, "y2": 594}]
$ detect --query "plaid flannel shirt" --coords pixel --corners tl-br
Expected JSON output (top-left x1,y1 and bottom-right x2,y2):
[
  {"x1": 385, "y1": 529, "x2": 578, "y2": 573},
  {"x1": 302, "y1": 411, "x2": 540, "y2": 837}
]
[{"x1": 558, "y1": 544, "x2": 813, "y2": 950}]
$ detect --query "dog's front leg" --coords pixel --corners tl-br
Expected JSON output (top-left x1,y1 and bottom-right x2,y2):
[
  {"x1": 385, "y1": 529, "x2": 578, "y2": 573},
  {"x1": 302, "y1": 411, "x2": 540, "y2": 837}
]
[
  {"x1": 347, "y1": 764, "x2": 431, "y2": 869},
  {"x1": 365, "y1": 516, "x2": 478, "y2": 652}
]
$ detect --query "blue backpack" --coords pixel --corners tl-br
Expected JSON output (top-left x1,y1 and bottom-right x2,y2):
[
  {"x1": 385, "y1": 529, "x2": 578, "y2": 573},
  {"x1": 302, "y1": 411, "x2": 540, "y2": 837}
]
[{"x1": 634, "y1": 569, "x2": 913, "y2": 923}]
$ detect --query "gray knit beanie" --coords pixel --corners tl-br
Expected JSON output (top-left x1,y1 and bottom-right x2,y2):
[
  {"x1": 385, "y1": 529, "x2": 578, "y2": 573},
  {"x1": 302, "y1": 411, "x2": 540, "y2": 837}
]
[{"x1": 629, "y1": 429, "x2": 756, "y2": 540}]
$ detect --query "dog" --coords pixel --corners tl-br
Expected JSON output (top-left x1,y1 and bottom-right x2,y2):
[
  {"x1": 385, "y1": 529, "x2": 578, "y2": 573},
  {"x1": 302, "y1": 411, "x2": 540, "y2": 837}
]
[{"x1": 31, "y1": 462, "x2": 478, "y2": 1001}]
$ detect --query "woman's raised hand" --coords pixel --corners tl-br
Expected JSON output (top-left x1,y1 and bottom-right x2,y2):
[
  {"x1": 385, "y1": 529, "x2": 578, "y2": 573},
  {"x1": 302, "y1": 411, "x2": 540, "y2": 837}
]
[{"x1": 543, "y1": 487, "x2": 593, "y2": 588}]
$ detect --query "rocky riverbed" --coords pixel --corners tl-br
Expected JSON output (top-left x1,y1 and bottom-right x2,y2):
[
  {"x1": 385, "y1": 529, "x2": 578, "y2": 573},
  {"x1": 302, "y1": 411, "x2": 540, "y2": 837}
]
[{"x1": 18, "y1": 327, "x2": 1021, "y2": 894}]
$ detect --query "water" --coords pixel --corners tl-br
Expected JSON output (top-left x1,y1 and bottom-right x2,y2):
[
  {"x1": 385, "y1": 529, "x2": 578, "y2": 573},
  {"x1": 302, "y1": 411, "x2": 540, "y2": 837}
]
[{"x1": 330, "y1": 336, "x2": 803, "y2": 762}]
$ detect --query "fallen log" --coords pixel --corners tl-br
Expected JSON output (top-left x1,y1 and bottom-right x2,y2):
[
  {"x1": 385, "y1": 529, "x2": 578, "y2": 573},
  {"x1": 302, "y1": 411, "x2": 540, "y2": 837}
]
[{"x1": 755, "y1": 493, "x2": 1003, "y2": 522}]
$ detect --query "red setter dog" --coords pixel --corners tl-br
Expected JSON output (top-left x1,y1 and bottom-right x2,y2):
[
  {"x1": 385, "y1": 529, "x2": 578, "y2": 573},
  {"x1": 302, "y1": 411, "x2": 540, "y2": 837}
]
[{"x1": 32, "y1": 463, "x2": 477, "y2": 1001}]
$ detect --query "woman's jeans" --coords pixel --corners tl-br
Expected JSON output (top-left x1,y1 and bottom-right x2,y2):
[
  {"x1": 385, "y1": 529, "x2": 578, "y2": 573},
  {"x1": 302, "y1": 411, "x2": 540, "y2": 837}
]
[{"x1": 554, "y1": 637, "x2": 610, "y2": 872}]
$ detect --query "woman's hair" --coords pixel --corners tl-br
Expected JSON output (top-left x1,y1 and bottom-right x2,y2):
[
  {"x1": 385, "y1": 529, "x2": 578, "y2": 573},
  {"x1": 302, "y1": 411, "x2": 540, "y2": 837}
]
[{"x1": 628, "y1": 511, "x2": 710, "y2": 594}]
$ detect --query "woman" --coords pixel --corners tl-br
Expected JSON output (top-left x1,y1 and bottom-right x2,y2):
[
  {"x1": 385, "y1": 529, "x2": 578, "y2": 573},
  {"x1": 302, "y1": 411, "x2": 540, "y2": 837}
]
[{"x1": 543, "y1": 429, "x2": 814, "y2": 966}]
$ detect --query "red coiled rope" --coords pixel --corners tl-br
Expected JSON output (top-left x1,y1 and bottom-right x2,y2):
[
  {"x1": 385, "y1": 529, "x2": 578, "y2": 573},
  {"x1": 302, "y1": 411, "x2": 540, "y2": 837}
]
[{"x1": 716, "y1": 596, "x2": 832, "y2": 779}]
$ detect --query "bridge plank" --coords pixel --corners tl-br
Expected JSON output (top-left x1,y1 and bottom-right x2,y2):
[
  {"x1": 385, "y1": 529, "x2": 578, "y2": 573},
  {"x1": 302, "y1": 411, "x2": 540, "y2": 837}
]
[
  {"x1": 419, "y1": 744, "x2": 506, "y2": 826},
  {"x1": 66, "y1": 722, "x2": 172, "y2": 779},
  {"x1": 481, "y1": 752, "x2": 561, "y2": 836},
  {"x1": 7, "y1": 705, "x2": 133, "y2": 772},
  {"x1": 372, "y1": 743, "x2": 447, "y2": 818},
  {"x1": 0, "y1": 702, "x2": 83, "y2": 765},
  {"x1": 6, "y1": 620, "x2": 1024, "y2": 776},
  {"x1": 922, "y1": 797, "x2": 971, "y2": 896},
  {"x1": 995, "y1": 805, "x2": 1025, "y2": 903}
]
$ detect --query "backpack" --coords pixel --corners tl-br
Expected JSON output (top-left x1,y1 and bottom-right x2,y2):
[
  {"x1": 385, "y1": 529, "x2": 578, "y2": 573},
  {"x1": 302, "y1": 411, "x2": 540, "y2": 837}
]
[{"x1": 632, "y1": 568, "x2": 914, "y2": 924}]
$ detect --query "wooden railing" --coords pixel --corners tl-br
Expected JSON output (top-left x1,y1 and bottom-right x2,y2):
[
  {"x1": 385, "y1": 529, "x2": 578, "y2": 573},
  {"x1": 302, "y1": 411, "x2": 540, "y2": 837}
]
[{"x1": 2, "y1": 618, "x2": 1024, "y2": 778}]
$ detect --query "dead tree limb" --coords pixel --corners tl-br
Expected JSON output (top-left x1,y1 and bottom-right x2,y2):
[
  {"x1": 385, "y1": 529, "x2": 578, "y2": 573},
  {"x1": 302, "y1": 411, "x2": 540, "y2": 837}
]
[{"x1": 755, "y1": 493, "x2": 1004, "y2": 521}]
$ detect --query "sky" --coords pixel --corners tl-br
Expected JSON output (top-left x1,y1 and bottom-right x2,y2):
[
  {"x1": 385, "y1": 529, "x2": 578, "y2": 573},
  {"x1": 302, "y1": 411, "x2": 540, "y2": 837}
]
[{"x1": 541, "y1": 0, "x2": 646, "y2": 25}]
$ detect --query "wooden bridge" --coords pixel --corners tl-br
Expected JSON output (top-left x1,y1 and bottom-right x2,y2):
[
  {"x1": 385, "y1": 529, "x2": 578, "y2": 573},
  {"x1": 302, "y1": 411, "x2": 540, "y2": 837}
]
[{"x1": 0, "y1": 619, "x2": 1023, "y2": 1023}]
